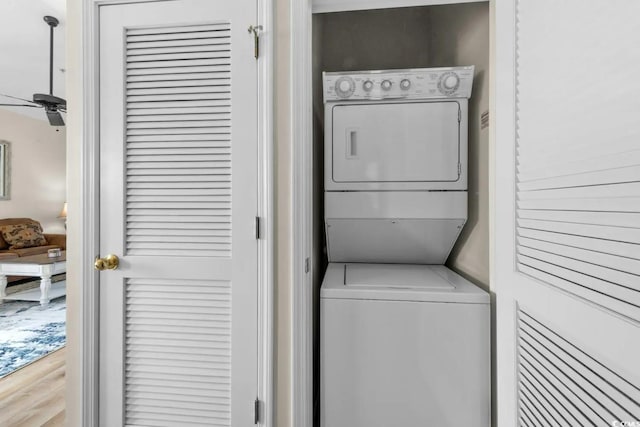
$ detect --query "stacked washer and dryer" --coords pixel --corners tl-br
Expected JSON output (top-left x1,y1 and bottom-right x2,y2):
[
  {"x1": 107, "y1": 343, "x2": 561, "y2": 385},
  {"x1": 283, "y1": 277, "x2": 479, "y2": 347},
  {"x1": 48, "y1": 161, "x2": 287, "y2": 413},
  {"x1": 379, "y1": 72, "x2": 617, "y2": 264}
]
[{"x1": 320, "y1": 67, "x2": 490, "y2": 426}]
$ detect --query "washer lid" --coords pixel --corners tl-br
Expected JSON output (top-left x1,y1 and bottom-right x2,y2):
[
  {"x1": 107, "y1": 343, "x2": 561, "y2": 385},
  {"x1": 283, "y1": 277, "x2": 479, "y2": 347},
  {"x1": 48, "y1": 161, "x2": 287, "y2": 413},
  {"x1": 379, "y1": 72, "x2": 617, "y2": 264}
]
[
  {"x1": 321, "y1": 263, "x2": 489, "y2": 304},
  {"x1": 345, "y1": 264, "x2": 455, "y2": 291}
]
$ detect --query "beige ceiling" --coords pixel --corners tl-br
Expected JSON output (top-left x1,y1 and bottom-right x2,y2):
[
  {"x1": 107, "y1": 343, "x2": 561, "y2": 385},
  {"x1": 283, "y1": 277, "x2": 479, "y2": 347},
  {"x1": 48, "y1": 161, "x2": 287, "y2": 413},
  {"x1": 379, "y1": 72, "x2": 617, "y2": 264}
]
[{"x1": 0, "y1": 0, "x2": 66, "y2": 122}]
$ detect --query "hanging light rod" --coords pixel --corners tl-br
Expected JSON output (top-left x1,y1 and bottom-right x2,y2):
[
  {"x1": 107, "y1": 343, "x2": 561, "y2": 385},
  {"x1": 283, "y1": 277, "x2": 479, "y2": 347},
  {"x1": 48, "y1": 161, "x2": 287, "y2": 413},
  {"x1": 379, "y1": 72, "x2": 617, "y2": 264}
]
[{"x1": 43, "y1": 16, "x2": 59, "y2": 96}]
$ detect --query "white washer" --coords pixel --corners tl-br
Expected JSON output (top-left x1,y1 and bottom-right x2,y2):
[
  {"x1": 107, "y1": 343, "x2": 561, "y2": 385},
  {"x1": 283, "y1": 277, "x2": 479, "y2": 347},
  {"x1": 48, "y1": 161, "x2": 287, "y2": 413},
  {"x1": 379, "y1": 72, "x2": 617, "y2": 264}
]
[
  {"x1": 321, "y1": 67, "x2": 490, "y2": 426},
  {"x1": 321, "y1": 263, "x2": 490, "y2": 427}
]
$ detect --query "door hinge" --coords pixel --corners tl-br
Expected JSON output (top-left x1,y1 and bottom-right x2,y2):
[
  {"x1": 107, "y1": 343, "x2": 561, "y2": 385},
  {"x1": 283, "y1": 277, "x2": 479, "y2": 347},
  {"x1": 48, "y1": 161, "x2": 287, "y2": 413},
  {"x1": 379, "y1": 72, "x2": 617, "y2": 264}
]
[
  {"x1": 254, "y1": 398, "x2": 261, "y2": 424},
  {"x1": 248, "y1": 25, "x2": 263, "y2": 59},
  {"x1": 305, "y1": 257, "x2": 310, "y2": 273},
  {"x1": 255, "y1": 216, "x2": 261, "y2": 239}
]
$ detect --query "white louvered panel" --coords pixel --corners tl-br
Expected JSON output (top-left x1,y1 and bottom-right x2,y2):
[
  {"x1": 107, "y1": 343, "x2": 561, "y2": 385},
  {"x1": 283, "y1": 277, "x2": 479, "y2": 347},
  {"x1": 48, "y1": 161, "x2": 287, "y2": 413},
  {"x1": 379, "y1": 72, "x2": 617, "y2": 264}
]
[
  {"x1": 518, "y1": 246, "x2": 640, "y2": 292},
  {"x1": 125, "y1": 278, "x2": 231, "y2": 427},
  {"x1": 128, "y1": 109, "x2": 230, "y2": 118},
  {"x1": 128, "y1": 67, "x2": 231, "y2": 77},
  {"x1": 517, "y1": 151, "x2": 640, "y2": 183},
  {"x1": 129, "y1": 115, "x2": 231, "y2": 123},
  {"x1": 517, "y1": 237, "x2": 640, "y2": 277},
  {"x1": 515, "y1": 0, "x2": 640, "y2": 321},
  {"x1": 128, "y1": 52, "x2": 231, "y2": 63},
  {"x1": 518, "y1": 210, "x2": 640, "y2": 229},
  {"x1": 125, "y1": 23, "x2": 232, "y2": 258},
  {"x1": 519, "y1": 181, "x2": 640, "y2": 200},
  {"x1": 516, "y1": 137, "x2": 639, "y2": 164},
  {"x1": 517, "y1": 309, "x2": 640, "y2": 427},
  {"x1": 128, "y1": 73, "x2": 231, "y2": 83},
  {"x1": 128, "y1": 79, "x2": 231, "y2": 89},
  {"x1": 128, "y1": 37, "x2": 231, "y2": 48},
  {"x1": 517, "y1": 166, "x2": 640, "y2": 192},
  {"x1": 517, "y1": 197, "x2": 640, "y2": 212},
  {"x1": 518, "y1": 219, "x2": 640, "y2": 244},
  {"x1": 127, "y1": 132, "x2": 230, "y2": 142},
  {"x1": 518, "y1": 228, "x2": 640, "y2": 261},
  {"x1": 517, "y1": 263, "x2": 639, "y2": 321},
  {"x1": 129, "y1": 46, "x2": 231, "y2": 56},
  {"x1": 128, "y1": 29, "x2": 231, "y2": 41}
]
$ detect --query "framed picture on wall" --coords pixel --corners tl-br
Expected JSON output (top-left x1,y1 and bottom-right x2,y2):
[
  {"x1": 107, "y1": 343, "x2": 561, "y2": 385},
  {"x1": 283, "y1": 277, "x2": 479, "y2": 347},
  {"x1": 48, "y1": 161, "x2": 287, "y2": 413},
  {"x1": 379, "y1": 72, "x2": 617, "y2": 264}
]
[{"x1": 0, "y1": 141, "x2": 10, "y2": 200}]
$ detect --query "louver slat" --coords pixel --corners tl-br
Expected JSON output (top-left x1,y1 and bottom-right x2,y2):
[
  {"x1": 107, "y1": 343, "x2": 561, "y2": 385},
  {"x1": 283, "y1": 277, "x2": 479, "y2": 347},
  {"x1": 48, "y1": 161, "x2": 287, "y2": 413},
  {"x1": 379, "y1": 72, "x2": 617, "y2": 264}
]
[
  {"x1": 124, "y1": 20, "x2": 232, "y2": 254},
  {"x1": 518, "y1": 218, "x2": 640, "y2": 244},
  {"x1": 128, "y1": 51, "x2": 231, "y2": 62},
  {"x1": 128, "y1": 31, "x2": 231, "y2": 42},
  {"x1": 518, "y1": 246, "x2": 639, "y2": 291},
  {"x1": 517, "y1": 210, "x2": 640, "y2": 229},
  {"x1": 128, "y1": 65, "x2": 229, "y2": 76},
  {"x1": 128, "y1": 38, "x2": 232, "y2": 50},
  {"x1": 517, "y1": 236, "x2": 640, "y2": 276},
  {"x1": 515, "y1": 0, "x2": 640, "y2": 321},
  {"x1": 128, "y1": 114, "x2": 231, "y2": 122},
  {"x1": 517, "y1": 310, "x2": 640, "y2": 426},
  {"x1": 125, "y1": 278, "x2": 232, "y2": 426},
  {"x1": 518, "y1": 264, "x2": 639, "y2": 321}
]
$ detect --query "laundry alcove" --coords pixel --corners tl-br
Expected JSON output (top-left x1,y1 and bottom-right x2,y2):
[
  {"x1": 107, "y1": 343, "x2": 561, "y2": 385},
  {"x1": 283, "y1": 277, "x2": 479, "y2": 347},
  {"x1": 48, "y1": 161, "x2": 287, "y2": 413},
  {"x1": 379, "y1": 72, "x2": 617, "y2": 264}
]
[{"x1": 308, "y1": 2, "x2": 491, "y2": 425}]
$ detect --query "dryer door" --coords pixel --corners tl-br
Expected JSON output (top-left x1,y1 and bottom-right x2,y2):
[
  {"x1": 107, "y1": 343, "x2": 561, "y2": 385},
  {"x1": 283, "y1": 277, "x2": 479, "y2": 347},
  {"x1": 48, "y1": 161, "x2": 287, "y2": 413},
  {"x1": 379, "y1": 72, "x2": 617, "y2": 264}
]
[{"x1": 329, "y1": 100, "x2": 461, "y2": 189}]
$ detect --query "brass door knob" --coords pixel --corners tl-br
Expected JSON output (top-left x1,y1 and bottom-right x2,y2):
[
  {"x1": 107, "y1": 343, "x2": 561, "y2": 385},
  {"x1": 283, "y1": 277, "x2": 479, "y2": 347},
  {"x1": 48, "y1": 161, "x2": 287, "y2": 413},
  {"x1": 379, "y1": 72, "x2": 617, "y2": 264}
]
[{"x1": 94, "y1": 254, "x2": 119, "y2": 271}]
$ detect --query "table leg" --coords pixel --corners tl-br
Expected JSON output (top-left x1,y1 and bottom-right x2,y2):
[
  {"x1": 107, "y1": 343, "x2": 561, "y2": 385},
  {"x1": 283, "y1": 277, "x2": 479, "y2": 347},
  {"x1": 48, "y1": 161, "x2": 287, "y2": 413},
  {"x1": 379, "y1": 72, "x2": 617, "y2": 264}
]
[
  {"x1": 40, "y1": 274, "x2": 52, "y2": 306},
  {"x1": 0, "y1": 275, "x2": 7, "y2": 300}
]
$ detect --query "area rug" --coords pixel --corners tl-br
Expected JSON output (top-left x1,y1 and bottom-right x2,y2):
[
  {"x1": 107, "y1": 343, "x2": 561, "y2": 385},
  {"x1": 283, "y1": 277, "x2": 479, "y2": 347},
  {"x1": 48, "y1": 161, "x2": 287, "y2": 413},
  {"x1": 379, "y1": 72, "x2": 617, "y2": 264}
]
[{"x1": 0, "y1": 295, "x2": 66, "y2": 378}]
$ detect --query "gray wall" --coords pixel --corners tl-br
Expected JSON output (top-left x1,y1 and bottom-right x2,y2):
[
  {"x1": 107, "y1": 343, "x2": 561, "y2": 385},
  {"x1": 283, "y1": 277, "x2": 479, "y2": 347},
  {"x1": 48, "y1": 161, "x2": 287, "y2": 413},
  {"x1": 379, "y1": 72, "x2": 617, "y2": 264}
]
[
  {"x1": 0, "y1": 108, "x2": 66, "y2": 234},
  {"x1": 431, "y1": 3, "x2": 491, "y2": 290}
]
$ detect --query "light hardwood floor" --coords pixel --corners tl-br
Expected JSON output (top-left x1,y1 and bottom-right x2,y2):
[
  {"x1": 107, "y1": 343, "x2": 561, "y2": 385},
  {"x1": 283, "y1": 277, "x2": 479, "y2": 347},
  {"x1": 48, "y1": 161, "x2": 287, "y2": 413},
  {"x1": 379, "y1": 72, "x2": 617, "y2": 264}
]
[{"x1": 0, "y1": 347, "x2": 65, "y2": 426}]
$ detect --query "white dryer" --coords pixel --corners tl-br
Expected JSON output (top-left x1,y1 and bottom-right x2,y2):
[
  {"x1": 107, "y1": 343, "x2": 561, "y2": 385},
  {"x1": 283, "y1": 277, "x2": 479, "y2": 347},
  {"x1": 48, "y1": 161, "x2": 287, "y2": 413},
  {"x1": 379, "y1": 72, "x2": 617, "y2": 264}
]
[
  {"x1": 323, "y1": 66, "x2": 474, "y2": 264},
  {"x1": 321, "y1": 67, "x2": 490, "y2": 427}
]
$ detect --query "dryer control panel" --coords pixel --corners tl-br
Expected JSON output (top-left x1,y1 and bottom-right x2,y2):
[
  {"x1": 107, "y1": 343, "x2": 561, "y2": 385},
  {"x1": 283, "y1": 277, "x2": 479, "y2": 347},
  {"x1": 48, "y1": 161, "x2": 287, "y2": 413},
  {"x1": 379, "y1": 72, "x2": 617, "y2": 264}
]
[{"x1": 323, "y1": 66, "x2": 474, "y2": 102}]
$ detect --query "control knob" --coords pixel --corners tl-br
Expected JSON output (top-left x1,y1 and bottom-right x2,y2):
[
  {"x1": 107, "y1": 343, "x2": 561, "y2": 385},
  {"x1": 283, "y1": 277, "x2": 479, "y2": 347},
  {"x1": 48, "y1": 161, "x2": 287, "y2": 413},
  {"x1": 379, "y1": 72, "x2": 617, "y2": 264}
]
[
  {"x1": 363, "y1": 80, "x2": 374, "y2": 92},
  {"x1": 381, "y1": 80, "x2": 392, "y2": 91},
  {"x1": 400, "y1": 79, "x2": 411, "y2": 90},
  {"x1": 438, "y1": 72, "x2": 460, "y2": 94},
  {"x1": 335, "y1": 77, "x2": 355, "y2": 98},
  {"x1": 443, "y1": 74, "x2": 459, "y2": 89}
]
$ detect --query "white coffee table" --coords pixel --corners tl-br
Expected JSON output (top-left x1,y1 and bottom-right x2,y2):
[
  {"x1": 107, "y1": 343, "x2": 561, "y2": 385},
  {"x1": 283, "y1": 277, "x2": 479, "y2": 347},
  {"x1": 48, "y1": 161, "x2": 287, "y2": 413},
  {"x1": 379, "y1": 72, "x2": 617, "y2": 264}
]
[{"x1": 0, "y1": 251, "x2": 66, "y2": 305}]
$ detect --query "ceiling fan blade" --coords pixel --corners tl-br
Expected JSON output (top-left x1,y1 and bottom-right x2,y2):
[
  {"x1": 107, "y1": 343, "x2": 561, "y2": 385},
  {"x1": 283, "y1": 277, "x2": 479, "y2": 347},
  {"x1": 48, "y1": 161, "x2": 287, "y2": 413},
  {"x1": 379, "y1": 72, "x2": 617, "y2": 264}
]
[
  {"x1": 0, "y1": 103, "x2": 42, "y2": 108},
  {"x1": 0, "y1": 93, "x2": 38, "y2": 104},
  {"x1": 46, "y1": 109, "x2": 65, "y2": 126}
]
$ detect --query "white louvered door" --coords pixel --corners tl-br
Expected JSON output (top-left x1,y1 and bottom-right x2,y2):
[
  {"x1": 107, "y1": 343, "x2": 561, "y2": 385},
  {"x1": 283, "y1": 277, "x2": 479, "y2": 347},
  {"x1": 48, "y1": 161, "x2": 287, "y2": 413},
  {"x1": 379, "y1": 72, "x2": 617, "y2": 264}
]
[
  {"x1": 98, "y1": 1, "x2": 258, "y2": 426},
  {"x1": 496, "y1": 1, "x2": 640, "y2": 426}
]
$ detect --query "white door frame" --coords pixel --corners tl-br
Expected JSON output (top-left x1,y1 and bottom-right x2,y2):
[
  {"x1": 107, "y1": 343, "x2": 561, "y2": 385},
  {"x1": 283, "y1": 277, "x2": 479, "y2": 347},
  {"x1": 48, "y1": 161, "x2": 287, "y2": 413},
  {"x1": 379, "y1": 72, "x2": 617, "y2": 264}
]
[
  {"x1": 79, "y1": 1, "x2": 274, "y2": 425},
  {"x1": 493, "y1": 0, "x2": 515, "y2": 424},
  {"x1": 290, "y1": 0, "x2": 314, "y2": 425}
]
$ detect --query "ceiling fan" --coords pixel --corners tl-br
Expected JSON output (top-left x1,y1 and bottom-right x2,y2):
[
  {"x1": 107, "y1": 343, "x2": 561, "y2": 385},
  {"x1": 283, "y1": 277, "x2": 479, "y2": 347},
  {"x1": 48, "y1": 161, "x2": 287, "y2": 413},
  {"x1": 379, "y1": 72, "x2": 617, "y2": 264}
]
[{"x1": 0, "y1": 16, "x2": 66, "y2": 126}]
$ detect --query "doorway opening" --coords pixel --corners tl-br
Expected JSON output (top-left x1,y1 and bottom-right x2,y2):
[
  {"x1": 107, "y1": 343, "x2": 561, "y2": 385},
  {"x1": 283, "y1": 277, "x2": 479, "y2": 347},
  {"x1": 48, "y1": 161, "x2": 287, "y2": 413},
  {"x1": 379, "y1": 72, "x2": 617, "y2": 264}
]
[
  {"x1": 0, "y1": 2, "x2": 68, "y2": 425},
  {"x1": 293, "y1": 2, "x2": 491, "y2": 425}
]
